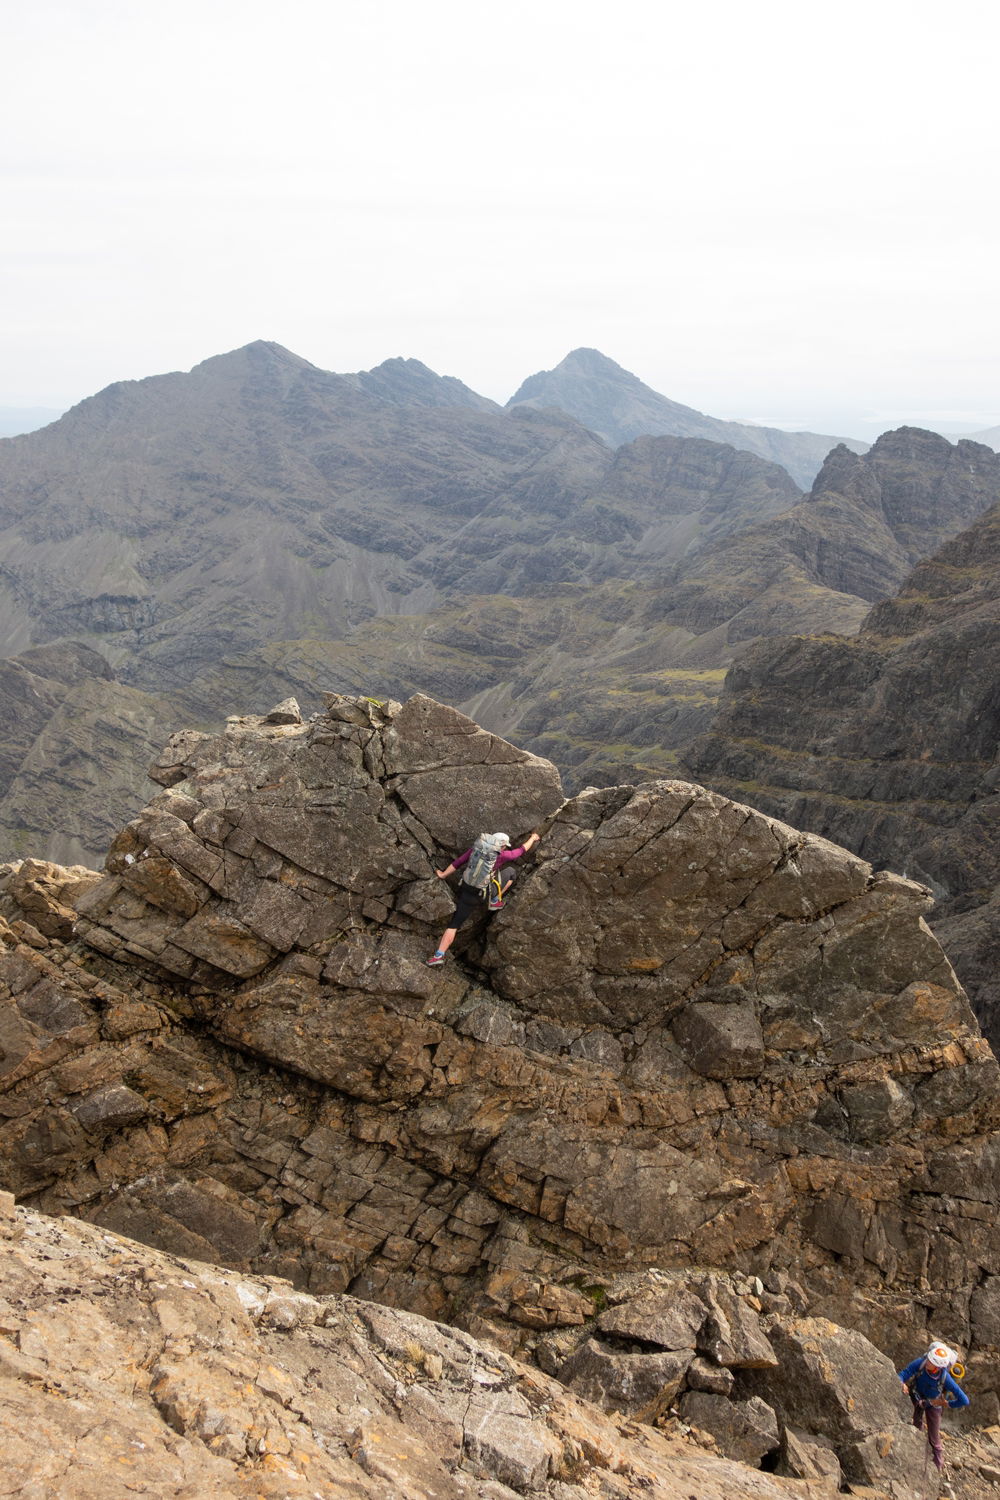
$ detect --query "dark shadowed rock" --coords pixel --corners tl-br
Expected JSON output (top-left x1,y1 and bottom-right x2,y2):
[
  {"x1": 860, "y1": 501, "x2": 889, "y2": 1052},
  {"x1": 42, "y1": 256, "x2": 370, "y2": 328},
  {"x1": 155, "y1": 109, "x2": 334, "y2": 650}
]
[
  {"x1": 838, "y1": 1077, "x2": 914, "y2": 1144},
  {"x1": 686, "y1": 489, "x2": 1000, "y2": 1047},
  {"x1": 971, "y1": 1276, "x2": 1000, "y2": 1348},
  {"x1": 70, "y1": 1083, "x2": 149, "y2": 1131},
  {"x1": 672, "y1": 1002, "x2": 766, "y2": 1079}
]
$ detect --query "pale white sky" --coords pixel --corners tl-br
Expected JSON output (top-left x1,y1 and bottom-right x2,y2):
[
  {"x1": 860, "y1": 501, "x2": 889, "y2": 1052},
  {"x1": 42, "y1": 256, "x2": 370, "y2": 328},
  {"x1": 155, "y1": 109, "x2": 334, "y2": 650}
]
[{"x1": 3, "y1": 0, "x2": 999, "y2": 436}]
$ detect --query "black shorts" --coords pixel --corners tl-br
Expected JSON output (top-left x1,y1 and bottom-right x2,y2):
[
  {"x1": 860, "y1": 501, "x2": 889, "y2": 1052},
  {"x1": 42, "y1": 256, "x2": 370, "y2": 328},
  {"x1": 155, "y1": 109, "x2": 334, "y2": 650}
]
[
  {"x1": 451, "y1": 867, "x2": 516, "y2": 928},
  {"x1": 452, "y1": 882, "x2": 485, "y2": 928}
]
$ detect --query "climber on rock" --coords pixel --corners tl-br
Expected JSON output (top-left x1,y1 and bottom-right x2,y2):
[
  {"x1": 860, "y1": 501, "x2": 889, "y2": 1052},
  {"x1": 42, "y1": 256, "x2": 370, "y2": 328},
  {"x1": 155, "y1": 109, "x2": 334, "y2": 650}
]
[
  {"x1": 426, "y1": 829, "x2": 541, "y2": 966},
  {"x1": 898, "y1": 1342, "x2": 969, "y2": 1473}
]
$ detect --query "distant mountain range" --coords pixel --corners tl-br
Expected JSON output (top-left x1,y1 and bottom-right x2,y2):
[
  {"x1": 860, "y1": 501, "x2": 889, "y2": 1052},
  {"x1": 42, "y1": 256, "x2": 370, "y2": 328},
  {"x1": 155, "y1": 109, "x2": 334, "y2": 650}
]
[
  {"x1": 507, "y1": 348, "x2": 868, "y2": 488},
  {"x1": 5, "y1": 357, "x2": 998, "y2": 457},
  {"x1": 0, "y1": 340, "x2": 997, "y2": 876}
]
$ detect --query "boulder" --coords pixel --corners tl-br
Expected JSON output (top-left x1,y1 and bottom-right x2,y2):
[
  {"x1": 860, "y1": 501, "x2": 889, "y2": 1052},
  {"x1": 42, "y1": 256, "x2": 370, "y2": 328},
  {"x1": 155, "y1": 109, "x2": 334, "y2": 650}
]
[
  {"x1": 775, "y1": 1426, "x2": 841, "y2": 1490},
  {"x1": 739, "y1": 1317, "x2": 918, "y2": 1482},
  {"x1": 382, "y1": 694, "x2": 564, "y2": 852},
  {"x1": 839, "y1": 1077, "x2": 914, "y2": 1144},
  {"x1": 597, "y1": 1287, "x2": 707, "y2": 1350},
  {"x1": 679, "y1": 1391, "x2": 779, "y2": 1465},
  {"x1": 263, "y1": 697, "x2": 302, "y2": 724},
  {"x1": 686, "y1": 1356, "x2": 735, "y2": 1396},
  {"x1": 698, "y1": 1283, "x2": 778, "y2": 1370},
  {"x1": 839, "y1": 1425, "x2": 928, "y2": 1491},
  {"x1": 70, "y1": 1084, "x2": 149, "y2": 1131},
  {"x1": 557, "y1": 1336, "x2": 691, "y2": 1420}
]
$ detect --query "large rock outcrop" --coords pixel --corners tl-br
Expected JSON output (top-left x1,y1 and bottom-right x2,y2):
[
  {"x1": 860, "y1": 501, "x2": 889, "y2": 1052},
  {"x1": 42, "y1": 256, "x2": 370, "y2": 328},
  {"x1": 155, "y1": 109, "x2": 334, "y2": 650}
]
[
  {"x1": 9, "y1": 692, "x2": 1000, "y2": 1494},
  {"x1": 0, "y1": 692, "x2": 998, "y2": 1408}
]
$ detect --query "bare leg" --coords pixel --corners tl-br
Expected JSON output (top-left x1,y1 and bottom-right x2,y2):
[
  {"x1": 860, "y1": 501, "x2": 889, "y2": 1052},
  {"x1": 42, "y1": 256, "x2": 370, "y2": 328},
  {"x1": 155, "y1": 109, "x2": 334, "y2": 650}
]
[{"x1": 434, "y1": 925, "x2": 458, "y2": 955}]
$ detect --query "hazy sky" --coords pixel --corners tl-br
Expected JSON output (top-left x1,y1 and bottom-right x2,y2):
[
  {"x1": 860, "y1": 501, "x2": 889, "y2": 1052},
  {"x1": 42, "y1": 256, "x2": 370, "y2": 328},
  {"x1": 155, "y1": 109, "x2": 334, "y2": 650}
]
[{"x1": 4, "y1": 0, "x2": 999, "y2": 437}]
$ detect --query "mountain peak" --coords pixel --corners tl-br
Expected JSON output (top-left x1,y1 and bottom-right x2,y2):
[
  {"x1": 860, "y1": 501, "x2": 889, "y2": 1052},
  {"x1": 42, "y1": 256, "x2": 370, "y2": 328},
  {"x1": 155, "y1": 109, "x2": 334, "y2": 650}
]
[
  {"x1": 867, "y1": 425, "x2": 958, "y2": 461},
  {"x1": 191, "y1": 341, "x2": 326, "y2": 379},
  {"x1": 808, "y1": 425, "x2": 1000, "y2": 562},
  {"x1": 352, "y1": 357, "x2": 497, "y2": 413},
  {"x1": 558, "y1": 347, "x2": 637, "y2": 377},
  {"x1": 507, "y1": 351, "x2": 866, "y2": 488},
  {"x1": 508, "y1": 348, "x2": 658, "y2": 411}
]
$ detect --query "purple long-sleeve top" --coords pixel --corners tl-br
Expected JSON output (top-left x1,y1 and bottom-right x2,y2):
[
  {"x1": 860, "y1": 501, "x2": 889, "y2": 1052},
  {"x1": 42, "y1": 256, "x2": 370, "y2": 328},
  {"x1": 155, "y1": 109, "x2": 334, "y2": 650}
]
[{"x1": 452, "y1": 844, "x2": 528, "y2": 871}]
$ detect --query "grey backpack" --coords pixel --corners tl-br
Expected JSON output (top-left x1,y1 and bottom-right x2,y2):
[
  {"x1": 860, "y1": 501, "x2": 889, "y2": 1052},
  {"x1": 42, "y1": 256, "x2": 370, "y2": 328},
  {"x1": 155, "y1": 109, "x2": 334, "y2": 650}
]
[{"x1": 462, "y1": 833, "x2": 508, "y2": 892}]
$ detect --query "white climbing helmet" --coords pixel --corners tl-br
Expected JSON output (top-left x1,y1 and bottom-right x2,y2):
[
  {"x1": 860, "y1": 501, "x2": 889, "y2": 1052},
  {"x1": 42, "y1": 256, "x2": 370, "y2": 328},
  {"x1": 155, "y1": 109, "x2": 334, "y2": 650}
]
[
  {"x1": 492, "y1": 833, "x2": 511, "y2": 847},
  {"x1": 926, "y1": 1343, "x2": 957, "y2": 1370}
]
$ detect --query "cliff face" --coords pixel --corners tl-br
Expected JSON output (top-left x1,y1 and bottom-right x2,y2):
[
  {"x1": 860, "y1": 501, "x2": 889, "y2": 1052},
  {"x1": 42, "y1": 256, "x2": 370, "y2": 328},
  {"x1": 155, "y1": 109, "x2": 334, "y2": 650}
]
[
  {"x1": 686, "y1": 497, "x2": 1000, "y2": 1043},
  {"x1": 0, "y1": 641, "x2": 173, "y2": 866},
  {"x1": 803, "y1": 428, "x2": 1000, "y2": 591},
  {"x1": 650, "y1": 428, "x2": 1000, "y2": 642}
]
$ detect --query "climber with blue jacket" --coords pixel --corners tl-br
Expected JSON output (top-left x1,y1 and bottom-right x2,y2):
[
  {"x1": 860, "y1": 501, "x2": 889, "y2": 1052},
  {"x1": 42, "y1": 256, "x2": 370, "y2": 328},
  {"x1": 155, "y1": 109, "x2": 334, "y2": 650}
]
[{"x1": 898, "y1": 1342, "x2": 969, "y2": 1472}]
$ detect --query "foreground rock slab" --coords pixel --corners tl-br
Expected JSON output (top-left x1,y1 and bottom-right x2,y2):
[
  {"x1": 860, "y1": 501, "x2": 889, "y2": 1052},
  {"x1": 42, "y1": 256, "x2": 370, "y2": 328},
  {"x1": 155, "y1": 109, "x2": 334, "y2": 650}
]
[{"x1": 0, "y1": 1195, "x2": 821, "y2": 1500}]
